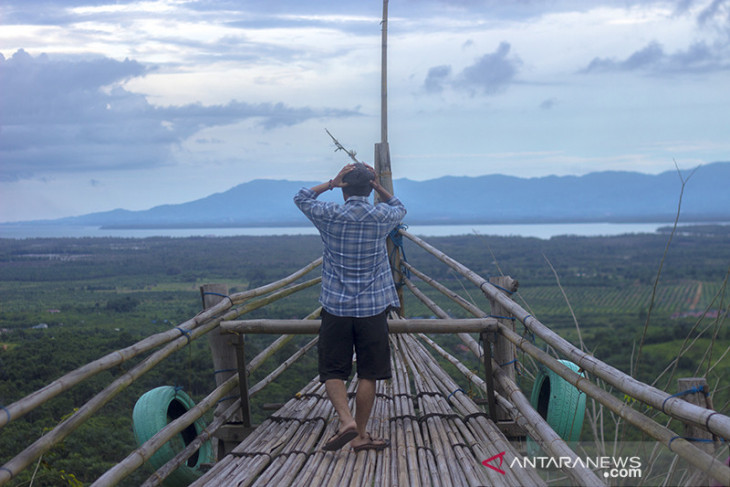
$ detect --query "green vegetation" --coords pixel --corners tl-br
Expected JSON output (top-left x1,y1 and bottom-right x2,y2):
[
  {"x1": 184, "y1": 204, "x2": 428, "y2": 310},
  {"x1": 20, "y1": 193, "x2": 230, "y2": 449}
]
[{"x1": 0, "y1": 229, "x2": 728, "y2": 485}]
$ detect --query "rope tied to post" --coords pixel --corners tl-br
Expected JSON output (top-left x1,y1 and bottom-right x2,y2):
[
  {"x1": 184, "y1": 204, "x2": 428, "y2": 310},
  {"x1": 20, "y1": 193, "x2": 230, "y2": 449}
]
[
  {"x1": 213, "y1": 368, "x2": 237, "y2": 375},
  {"x1": 480, "y1": 280, "x2": 514, "y2": 295},
  {"x1": 499, "y1": 358, "x2": 523, "y2": 376},
  {"x1": 446, "y1": 388, "x2": 466, "y2": 402},
  {"x1": 668, "y1": 435, "x2": 725, "y2": 449},
  {"x1": 216, "y1": 395, "x2": 238, "y2": 405},
  {"x1": 1, "y1": 404, "x2": 10, "y2": 423},
  {"x1": 175, "y1": 326, "x2": 192, "y2": 344},
  {"x1": 486, "y1": 314, "x2": 516, "y2": 321},
  {"x1": 202, "y1": 291, "x2": 233, "y2": 306},
  {"x1": 389, "y1": 224, "x2": 410, "y2": 284},
  {"x1": 661, "y1": 385, "x2": 709, "y2": 414}
]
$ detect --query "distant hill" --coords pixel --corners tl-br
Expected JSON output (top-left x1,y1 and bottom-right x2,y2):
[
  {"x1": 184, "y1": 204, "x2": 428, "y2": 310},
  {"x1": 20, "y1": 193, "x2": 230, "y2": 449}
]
[{"x1": 17, "y1": 161, "x2": 730, "y2": 228}]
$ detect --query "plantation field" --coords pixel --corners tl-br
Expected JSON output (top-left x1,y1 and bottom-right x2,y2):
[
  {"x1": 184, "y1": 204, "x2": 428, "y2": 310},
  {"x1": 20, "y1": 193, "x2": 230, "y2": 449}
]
[
  {"x1": 517, "y1": 280, "x2": 724, "y2": 316},
  {"x1": 0, "y1": 229, "x2": 728, "y2": 485}
]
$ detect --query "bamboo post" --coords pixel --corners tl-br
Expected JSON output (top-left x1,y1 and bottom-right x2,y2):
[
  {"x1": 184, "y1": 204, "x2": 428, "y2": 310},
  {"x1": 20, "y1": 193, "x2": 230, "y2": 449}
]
[
  {"x1": 488, "y1": 276, "x2": 518, "y2": 422},
  {"x1": 201, "y1": 284, "x2": 245, "y2": 458},
  {"x1": 481, "y1": 331, "x2": 498, "y2": 420},
  {"x1": 235, "y1": 335, "x2": 252, "y2": 430},
  {"x1": 677, "y1": 377, "x2": 716, "y2": 487},
  {"x1": 202, "y1": 284, "x2": 239, "y2": 418},
  {"x1": 380, "y1": 0, "x2": 388, "y2": 146},
  {"x1": 374, "y1": 0, "x2": 404, "y2": 315}
]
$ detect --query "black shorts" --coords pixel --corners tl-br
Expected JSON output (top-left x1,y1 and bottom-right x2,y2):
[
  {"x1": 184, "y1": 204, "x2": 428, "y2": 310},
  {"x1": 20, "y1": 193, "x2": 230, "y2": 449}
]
[{"x1": 318, "y1": 308, "x2": 391, "y2": 382}]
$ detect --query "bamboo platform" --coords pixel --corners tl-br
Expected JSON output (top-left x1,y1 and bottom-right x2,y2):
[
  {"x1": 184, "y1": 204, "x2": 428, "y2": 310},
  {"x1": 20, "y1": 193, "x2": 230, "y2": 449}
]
[{"x1": 193, "y1": 334, "x2": 548, "y2": 487}]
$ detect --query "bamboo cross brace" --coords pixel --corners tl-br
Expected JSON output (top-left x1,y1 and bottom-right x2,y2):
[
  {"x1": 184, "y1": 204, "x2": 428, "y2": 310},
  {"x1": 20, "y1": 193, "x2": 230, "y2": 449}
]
[{"x1": 220, "y1": 318, "x2": 498, "y2": 335}]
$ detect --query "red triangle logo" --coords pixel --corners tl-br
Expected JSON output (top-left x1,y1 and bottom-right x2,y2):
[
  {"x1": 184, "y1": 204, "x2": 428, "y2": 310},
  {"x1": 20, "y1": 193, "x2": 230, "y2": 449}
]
[{"x1": 482, "y1": 451, "x2": 507, "y2": 475}]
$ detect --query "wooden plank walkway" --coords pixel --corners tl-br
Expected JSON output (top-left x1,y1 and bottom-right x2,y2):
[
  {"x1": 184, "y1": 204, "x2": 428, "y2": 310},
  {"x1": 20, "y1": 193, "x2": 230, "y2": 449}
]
[{"x1": 192, "y1": 334, "x2": 546, "y2": 487}]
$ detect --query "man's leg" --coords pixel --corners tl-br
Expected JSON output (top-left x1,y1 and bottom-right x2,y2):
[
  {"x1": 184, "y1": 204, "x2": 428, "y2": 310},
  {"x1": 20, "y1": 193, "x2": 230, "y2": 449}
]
[
  {"x1": 351, "y1": 378, "x2": 375, "y2": 446},
  {"x1": 325, "y1": 378, "x2": 357, "y2": 432},
  {"x1": 320, "y1": 309, "x2": 356, "y2": 438},
  {"x1": 350, "y1": 310, "x2": 391, "y2": 449}
]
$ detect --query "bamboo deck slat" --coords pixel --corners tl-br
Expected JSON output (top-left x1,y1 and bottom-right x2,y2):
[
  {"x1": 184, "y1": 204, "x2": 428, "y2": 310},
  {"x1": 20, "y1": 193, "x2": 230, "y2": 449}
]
[{"x1": 193, "y1": 333, "x2": 553, "y2": 487}]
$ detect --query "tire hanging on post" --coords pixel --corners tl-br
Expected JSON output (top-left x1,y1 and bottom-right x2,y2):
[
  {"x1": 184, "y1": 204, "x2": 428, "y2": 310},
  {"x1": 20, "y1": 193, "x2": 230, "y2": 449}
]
[
  {"x1": 527, "y1": 360, "x2": 587, "y2": 455},
  {"x1": 132, "y1": 386, "x2": 215, "y2": 486}
]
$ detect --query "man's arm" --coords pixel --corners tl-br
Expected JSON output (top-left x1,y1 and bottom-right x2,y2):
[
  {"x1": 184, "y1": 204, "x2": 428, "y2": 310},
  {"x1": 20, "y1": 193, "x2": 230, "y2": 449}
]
[
  {"x1": 358, "y1": 162, "x2": 395, "y2": 202},
  {"x1": 370, "y1": 178, "x2": 394, "y2": 202},
  {"x1": 309, "y1": 164, "x2": 356, "y2": 196}
]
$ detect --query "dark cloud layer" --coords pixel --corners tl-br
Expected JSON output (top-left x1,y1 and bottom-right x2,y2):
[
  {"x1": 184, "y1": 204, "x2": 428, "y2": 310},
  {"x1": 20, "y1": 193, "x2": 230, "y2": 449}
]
[
  {"x1": 585, "y1": 0, "x2": 730, "y2": 75},
  {"x1": 0, "y1": 50, "x2": 359, "y2": 181},
  {"x1": 583, "y1": 40, "x2": 730, "y2": 74},
  {"x1": 423, "y1": 42, "x2": 521, "y2": 96}
]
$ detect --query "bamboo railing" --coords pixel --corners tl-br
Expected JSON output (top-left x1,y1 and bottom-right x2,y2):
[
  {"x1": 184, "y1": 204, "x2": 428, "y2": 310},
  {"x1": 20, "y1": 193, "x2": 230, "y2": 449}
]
[
  {"x1": 401, "y1": 229, "x2": 730, "y2": 439},
  {"x1": 0, "y1": 261, "x2": 322, "y2": 485},
  {"x1": 2, "y1": 231, "x2": 729, "y2": 486}
]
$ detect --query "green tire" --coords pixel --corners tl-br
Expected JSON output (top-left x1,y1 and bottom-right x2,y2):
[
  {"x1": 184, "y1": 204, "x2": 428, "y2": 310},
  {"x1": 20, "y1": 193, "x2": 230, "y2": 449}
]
[
  {"x1": 132, "y1": 386, "x2": 214, "y2": 486},
  {"x1": 528, "y1": 360, "x2": 586, "y2": 452}
]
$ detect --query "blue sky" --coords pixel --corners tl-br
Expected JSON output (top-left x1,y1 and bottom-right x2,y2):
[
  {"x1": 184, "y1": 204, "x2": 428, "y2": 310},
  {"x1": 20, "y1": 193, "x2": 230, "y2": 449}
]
[{"x1": 1, "y1": 0, "x2": 729, "y2": 222}]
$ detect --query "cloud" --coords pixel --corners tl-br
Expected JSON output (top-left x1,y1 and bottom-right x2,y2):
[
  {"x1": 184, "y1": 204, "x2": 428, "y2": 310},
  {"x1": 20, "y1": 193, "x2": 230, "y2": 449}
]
[
  {"x1": 696, "y1": 0, "x2": 730, "y2": 25},
  {"x1": 422, "y1": 42, "x2": 521, "y2": 96},
  {"x1": 582, "y1": 39, "x2": 730, "y2": 74},
  {"x1": 540, "y1": 98, "x2": 558, "y2": 110},
  {"x1": 0, "y1": 50, "x2": 360, "y2": 181},
  {"x1": 423, "y1": 65, "x2": 452, "y2": 94},
  {"x1": 456, "y1": 42, "x2": 521, "y2": 95}
]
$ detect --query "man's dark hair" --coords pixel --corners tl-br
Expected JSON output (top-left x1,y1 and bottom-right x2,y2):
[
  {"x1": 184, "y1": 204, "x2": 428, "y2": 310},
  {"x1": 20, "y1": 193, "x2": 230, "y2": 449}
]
[{"x1": 342, "y1": 163, "x2": 375, "y2": 197}]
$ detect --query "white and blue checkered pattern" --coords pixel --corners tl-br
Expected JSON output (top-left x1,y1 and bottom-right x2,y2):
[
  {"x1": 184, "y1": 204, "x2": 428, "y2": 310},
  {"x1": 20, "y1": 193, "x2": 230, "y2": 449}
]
[{"x1": 294, "y1": 188, "x2": 407, "y2": 317}]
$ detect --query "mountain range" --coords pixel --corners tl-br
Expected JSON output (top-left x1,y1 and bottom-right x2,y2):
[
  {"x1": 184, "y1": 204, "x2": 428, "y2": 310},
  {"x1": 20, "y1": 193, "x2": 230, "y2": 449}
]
[{"x1": 18, "y1": 161, "x2": 730, "y2": 228}]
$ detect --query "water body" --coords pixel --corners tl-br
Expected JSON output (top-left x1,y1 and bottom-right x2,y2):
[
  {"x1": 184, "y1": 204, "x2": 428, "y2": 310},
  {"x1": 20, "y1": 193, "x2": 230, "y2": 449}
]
[{"x1": 0, "y1": 222, "x2": 685, "y2": 240}]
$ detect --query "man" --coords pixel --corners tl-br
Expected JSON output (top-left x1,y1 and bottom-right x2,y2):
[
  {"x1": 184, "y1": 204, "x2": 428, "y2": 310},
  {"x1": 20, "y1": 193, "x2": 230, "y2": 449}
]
[{"x1": 294, "y1": 162, "x2": 406, "y2": 452}]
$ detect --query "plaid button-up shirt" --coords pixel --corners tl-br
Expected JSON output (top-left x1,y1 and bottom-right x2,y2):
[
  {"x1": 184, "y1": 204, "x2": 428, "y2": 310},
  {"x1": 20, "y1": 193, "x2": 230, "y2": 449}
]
[{"x1": 294, "y1": 187, "x2": 407, "y2": 317}]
